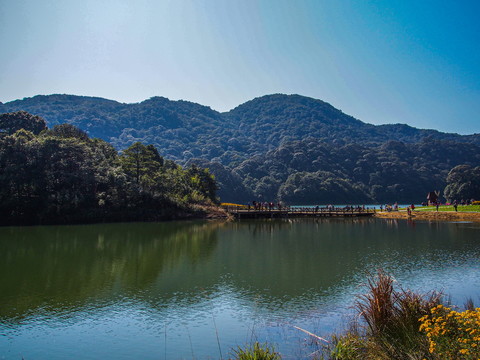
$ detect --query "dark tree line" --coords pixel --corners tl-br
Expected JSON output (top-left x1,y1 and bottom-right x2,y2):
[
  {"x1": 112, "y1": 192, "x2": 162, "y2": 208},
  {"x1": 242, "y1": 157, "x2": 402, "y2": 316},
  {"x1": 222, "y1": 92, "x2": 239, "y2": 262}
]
[
  {"x1": 4, "y1": 94, "x2": 480, "y2": 205},
  {"x1": 444, "y1": 165, "x2": 480, "y2": 202},
  {"x1": 193, "y1": 138, "x2": 480, "y2": 204},
  {"x1": 0, "y1": 111, "x2": 217, "y2": 225},
  {"x1": 4, "y1": 94, "x2": 480, "y2": 168}
]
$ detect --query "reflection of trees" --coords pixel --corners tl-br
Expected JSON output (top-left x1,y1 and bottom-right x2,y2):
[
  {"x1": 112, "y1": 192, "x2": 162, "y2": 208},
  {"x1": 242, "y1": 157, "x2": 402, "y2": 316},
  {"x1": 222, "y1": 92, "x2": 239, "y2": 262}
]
[
  {"x1": 0, "y1": 221, "x2": 223, "y2": 320},
  {"x1": 1, "y1": 218, "x2": 477, "y2": 323},
  {"x1": 214, "y1": 218, "x2": 479, "y2": 305},
  {"x1": 217, "y1": 218, "x2": 383, "y2": 300}
]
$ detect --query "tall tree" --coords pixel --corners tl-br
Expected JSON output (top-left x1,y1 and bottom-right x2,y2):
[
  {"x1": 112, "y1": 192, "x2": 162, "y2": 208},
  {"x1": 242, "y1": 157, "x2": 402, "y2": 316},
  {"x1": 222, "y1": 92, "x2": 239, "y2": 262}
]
[
  {"x1": 46, "y1": 123, "x2": 90, "y2": 141},
  {"x1": 0, "y1": 111, "x2": 47, "y2": 135},
  {"x1": 120, "y1": 142, "x2": 163, "y2": 187},
  {"x1": 186, "y1": 164, "x2": 218, "y2": 203},
  {"x1": 444, "y1": 165, "x2": 480, "y2": 201}
]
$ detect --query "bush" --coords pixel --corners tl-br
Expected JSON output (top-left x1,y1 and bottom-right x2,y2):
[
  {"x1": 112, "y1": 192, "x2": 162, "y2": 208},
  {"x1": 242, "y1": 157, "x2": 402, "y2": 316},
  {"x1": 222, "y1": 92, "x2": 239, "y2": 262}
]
[
  {"x1": 330, "y1": 332, "x2": 367, "y2": 360},
  {"x1": 419, "y1": 304, "x2": 480, "y2": 359},
  {"x1": 327, "y1": 270, "x2": 442, "y2": 360},
  {"x1": 231, "y1": 342, "x2": 281, "y2": 360}
]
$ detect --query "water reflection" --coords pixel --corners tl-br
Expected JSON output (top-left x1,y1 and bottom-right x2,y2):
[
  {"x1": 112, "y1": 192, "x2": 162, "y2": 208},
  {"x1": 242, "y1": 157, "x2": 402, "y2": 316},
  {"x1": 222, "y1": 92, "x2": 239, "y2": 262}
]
[
  {"x1": 0, "y1": 221, "x2": 222, "y2": 321},
  {"x1": 1, "y1": 218, "x2": 479, "y2": 359}
]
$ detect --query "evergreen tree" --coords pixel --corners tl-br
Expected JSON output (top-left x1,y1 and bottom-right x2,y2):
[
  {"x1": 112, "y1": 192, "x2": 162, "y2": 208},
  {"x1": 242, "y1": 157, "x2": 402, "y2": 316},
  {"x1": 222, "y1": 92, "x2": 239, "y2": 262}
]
[
  {"x1": 120, "y1": 142, "x2": 163, "y2": 187},
  {"x1": 0, "y1": 111, "x2": 47, "y2": 135},
  {"x1": 444, "y1": 165, "x2": 480, "y2": 201}
]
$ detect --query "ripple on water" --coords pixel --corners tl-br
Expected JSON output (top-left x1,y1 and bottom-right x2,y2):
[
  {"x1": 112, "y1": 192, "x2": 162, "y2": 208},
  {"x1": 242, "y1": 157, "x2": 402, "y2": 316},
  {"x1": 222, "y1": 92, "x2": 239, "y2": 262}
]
[{"x1": 1, "y1": 219, "x2": 480, "y2": 359}]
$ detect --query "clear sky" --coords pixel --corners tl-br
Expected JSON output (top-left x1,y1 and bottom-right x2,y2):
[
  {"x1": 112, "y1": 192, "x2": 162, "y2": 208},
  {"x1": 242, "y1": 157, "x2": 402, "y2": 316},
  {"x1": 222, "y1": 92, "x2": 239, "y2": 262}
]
[{"x1": 1, "y1": 0, "x2": 479, "y2": 134}]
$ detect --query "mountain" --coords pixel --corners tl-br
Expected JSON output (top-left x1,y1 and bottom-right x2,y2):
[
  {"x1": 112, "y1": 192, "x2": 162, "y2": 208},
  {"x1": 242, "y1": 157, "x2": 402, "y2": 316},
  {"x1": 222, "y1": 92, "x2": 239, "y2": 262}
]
[
  {"x1": 3, "y1": 95, "x2": 228, "y2": 162},
  {"x1": 5, "y1": 94, "x2": 480, "y2": 165},
  {"x1": 4, "y1": 93, "x2": 480, "y2": 203}
]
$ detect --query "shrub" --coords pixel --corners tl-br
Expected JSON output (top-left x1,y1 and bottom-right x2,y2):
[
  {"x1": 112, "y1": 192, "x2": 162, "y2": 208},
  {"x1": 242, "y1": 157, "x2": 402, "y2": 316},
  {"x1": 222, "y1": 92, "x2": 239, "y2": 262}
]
[
  {"x1": 419, "y1": 304, "x2": 480, "y2": 359},
  {"x1": 330, "y1": 332, "x2": 367, "y2": 360},
  {"x1": 327, "y1": 270, "x2": 441, "y2": 360},
  {"x1": 231, "y1": 342, "x2": 281, "y2": 360}
]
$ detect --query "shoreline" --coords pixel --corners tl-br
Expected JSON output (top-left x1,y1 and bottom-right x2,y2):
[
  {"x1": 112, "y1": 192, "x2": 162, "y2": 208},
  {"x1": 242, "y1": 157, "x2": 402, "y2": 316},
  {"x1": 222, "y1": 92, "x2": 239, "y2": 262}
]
[
  {"x1": 375, "y1": 210, "x2": 480, "y2": 222},
  {"x1": 0, "y1": 205, "x2": 230, "y2": 227}
]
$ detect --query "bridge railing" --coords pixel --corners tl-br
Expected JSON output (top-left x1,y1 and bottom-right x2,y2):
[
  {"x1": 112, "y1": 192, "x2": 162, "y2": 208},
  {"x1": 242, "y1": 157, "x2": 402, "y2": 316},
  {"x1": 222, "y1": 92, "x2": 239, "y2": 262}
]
[{"x1": 221, "y1": 205, "x2": 376, "y2": 214}]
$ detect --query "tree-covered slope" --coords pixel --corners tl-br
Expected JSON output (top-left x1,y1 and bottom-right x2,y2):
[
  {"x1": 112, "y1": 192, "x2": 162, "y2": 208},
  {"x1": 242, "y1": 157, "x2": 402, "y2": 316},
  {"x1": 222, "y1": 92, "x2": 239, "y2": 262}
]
[
  {"x1": 189, "y1": 137, "x2": 480, "y2": 204},
  {"x1": 226, "y1": 94, "x2": 480, "y2": 147},
  {"x1": 4, "y1": 93, "x2": 480, "y2": 204},
  {"x1": 0, "y1": 111, "x2": 218, "y2": 225},
  {"x1": 225, "y1": 94, "x2": 376, "y2": 148},
  {"x1": 4, "y1": 95, "x2": 230, "y2": 164},
  {"x1": 5, "y1": 94, "x2": 480, "y2": 166}
]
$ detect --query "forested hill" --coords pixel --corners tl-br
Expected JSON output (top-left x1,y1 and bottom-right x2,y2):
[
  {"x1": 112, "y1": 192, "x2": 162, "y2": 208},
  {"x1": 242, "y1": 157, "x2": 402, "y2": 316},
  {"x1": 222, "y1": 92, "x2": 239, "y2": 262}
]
[
  {"x1": 0, "y1": 111, "x2": 219, "y2": 225},
  {"x1": 3, "y1": 94, "x2": 480, "y2": 204},
  {"x1": 2, "y1": 95, "x2": 227, "y2": 154},
  {"x1": 4, "y1": 94, "x2": 480, "y2": 166},
  {"x1": 226, "y1": 94, "x2": 480, "y2": 147}
]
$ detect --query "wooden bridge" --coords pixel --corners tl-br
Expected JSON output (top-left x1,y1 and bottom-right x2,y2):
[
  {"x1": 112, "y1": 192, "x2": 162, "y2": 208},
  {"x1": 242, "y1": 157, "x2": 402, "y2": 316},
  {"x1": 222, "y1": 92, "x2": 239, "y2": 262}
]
[{"x1": 222, "y1": 206, "x2": 376, "y2": 219}]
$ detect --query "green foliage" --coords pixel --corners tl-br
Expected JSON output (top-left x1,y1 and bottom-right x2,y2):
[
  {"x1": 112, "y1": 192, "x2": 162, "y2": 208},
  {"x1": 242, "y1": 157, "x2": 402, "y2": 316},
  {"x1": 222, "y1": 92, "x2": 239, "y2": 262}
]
[
  {"x1": 330, "y1": 333, "x2": 367, "y2": 360},
  {"x1": 278, "y1": 170, "x2": 371, "y2": 204},
  {"x1": 120, "y1": 142, "x2": 163, "y2": 186},
  {"x1": 419, "y1": 304, "x2": 480, "y2": 359},
  {"x1": 228, "y1": 139, "x2": 480, "y2": 204},
  {"x1": 5, "y1": 94, "x2": 479, "y2": 165},
  {"x1": 46, "y1": 123, "x2": 90, "y2": 141},
  {"x1": 0, "y1": 112, "x2": 218, "y2": 225},
  {"x1": 4, "y1": 94, "x2": 480, "y2": 203},
  {"x1": 444, "y1": 165, "x2": 480, "y2": 202},
  {"x1": 185, "y1": 164, "x2": 218, "y2": 203},
  {"x1": 231, "y1": 342, "x2": 281, "y2": 360},
  {"x1": 0, "y1": 110, "x2": 47, "y2": 135},
  {"x1": 327, "y1": 273, "x2": 480, "y2": 360},
  {"x1": 307, "y1": 272, "x2": 441, "y2": 360},
  {"x1": 327, "y1": 270, "x2": 442, "y2": 360}
]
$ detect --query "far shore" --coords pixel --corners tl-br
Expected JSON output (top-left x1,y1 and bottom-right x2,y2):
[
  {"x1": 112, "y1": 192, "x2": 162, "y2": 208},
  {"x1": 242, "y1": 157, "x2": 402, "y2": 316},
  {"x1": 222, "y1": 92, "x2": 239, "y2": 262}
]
[{"x1": 375, "y1": 210, "x2": 480, "y2": 222}]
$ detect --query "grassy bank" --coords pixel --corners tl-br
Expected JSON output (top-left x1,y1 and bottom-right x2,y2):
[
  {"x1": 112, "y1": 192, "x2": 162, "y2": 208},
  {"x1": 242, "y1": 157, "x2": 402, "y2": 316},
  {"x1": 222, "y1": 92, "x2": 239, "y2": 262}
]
[
  {"x1": 375, "y1": 208, "x2": 480, "y2": 222},
  {"x1": 415, "y1": 205, "x2": 480, "y2": 212},
  {"x1": 232, "y1": 271, "x2": 480, "y2": 360}
]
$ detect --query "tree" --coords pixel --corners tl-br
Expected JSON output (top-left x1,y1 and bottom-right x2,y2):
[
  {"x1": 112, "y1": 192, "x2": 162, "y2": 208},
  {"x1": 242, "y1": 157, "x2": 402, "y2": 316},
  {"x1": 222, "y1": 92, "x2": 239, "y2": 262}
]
[
  {"x1": 186, "y1": 164, "x2": 218, "y2": 203},
  {"x1": 120, "y1": 142, "x2": 163, "y2": 187},
  {"x1": 0, "y1": 111, "x2": 47, "y2": 135},
  {"x1": 0, "y1": 119, "x2": 220, "y2": 224},
  {"x1": 444, "y1": 165, "x2": 480, "y2": 202},
  {"x1": 47, "y1": 124, "x2": 90, "y2": 141},
  {"x1": 0, "y1": 129, "x2": 43, "y2": 220}
]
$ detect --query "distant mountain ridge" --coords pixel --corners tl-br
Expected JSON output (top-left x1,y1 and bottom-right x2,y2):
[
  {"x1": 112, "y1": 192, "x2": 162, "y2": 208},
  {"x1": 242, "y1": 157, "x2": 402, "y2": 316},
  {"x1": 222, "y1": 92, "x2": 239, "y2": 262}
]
[
  {"x1": 3, "y1": 94, "x2": 479, "y2": 162},
  {"x1": 3, "y1": 93, "x2": 480, "y2": 203}
]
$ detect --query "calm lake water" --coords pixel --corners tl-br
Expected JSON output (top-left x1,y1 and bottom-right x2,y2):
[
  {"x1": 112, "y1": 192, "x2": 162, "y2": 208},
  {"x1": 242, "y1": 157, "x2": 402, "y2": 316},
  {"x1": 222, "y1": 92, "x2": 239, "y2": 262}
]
[{"x1": 1, "y1": 218, "x2": 479, "y2": 359}]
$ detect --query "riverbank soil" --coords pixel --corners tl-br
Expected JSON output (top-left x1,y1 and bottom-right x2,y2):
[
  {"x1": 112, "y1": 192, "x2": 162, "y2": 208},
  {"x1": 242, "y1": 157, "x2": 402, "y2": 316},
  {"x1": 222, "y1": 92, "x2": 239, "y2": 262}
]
[
  {"x1": 191, "y1": 204, "x2": 231, "y2": 220},
  {"x1": 375, "y1": 210, "x2": 480, "y2": 222}
]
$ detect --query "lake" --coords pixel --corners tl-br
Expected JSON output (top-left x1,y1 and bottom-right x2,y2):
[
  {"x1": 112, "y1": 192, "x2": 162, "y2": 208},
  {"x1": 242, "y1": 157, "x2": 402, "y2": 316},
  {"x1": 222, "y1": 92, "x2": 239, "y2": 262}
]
[{"x1": 1, "y1": 218, "x2": 479, "y2": 359}]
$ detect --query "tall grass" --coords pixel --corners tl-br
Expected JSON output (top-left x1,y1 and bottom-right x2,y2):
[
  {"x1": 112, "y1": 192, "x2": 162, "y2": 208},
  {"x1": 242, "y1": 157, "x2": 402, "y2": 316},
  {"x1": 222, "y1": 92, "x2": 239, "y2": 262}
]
[
  {"x1": 330, "y1": 270, "x2": 442, "y2": 360},
  {"x1": 232, "y1": 271, "x2": 478, "y2": 360},
  {"x1": 231, "y1": 342, "x2": 281, "y2": 360}
]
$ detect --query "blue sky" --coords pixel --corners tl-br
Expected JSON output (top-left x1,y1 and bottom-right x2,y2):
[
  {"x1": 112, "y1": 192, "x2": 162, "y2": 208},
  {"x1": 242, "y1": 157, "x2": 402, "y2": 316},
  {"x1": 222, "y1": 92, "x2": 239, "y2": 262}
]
[{"x1": 1, "y1": 0, "x2": 479, "y2": 134}]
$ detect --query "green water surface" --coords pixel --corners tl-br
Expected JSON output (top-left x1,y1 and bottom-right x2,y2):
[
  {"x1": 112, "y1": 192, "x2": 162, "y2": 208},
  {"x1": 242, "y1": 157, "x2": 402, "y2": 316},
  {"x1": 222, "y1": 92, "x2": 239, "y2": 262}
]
[{"x1": 0, "y1": 218, "x2": 479, "y2": 359}]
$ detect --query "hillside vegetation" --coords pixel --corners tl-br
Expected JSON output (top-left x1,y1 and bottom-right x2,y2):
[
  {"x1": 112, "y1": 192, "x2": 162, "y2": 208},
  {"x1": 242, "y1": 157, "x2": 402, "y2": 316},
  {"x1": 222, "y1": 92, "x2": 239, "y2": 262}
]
[
  {"x1": 0, "y1": 111, "x2": 218, "y2": 225},
  {"x1": 3, "y1": 94, "x2": 480, "y2": 204}
]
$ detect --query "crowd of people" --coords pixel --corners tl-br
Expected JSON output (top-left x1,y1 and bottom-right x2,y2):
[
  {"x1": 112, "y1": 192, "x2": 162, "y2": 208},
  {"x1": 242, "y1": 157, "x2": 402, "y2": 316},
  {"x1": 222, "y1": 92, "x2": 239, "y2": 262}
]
[
  {"x1": 243, "y1": 199, "x2": 478, "y2": 214},
  {"x1": 379, "y1": 203, "x2": 401, "y2": 212},
  {"x1": 248, "y1": 202, "x2": 369, "y2": 212},
  {"x1": 250, "y1": 201, "x2": 285, "y2": 211}
]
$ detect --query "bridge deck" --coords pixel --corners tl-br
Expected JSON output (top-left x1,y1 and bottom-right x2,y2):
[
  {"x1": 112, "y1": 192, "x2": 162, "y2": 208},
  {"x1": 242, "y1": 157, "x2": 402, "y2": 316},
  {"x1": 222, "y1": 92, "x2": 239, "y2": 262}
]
[{"x1": 224, "y1": 208, "x2": 376, "y2": 219}]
